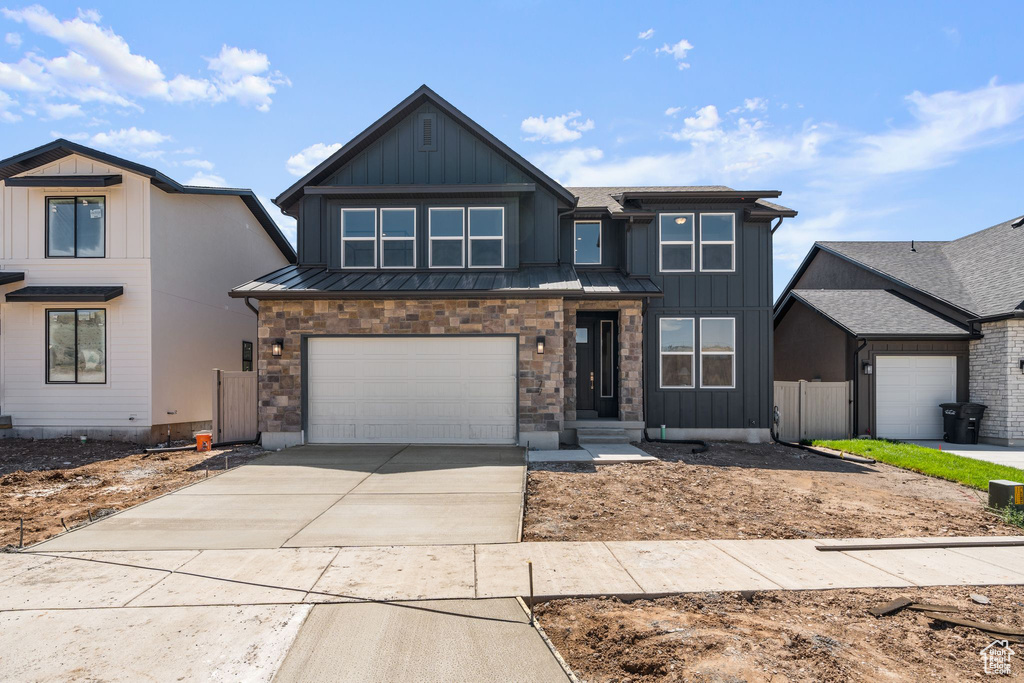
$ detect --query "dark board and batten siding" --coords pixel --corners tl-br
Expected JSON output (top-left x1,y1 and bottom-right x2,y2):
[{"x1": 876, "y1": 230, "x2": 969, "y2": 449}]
[
  {"x1": 296, "y1": 102, "x2": 560, "y2": 267},
  {"x1": 636, "y1": 207, "x2": 774, "y2": 431}
]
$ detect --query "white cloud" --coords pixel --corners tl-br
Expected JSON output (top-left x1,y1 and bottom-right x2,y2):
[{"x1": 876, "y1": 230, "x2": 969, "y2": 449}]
[
  {"x1": 671, "y1": 105, "x2": 723, "y2": 142},
  {"x1": 0, "y1": 89, "x2": 20, "y2": 122},
  {"x1": 655, "y1": 39, "x2": 693, "y2": 69},
  {"x1": 743, "y1": 97, "x2": 767, "y2": 112},
  {"x1": 181, "y1": 158, "x2": 214, "y2": 171},
  {"x1": 186, "y1": 171, "x2": 226, "y2": 187},
  {"x1": 637, "y1": 28, "x2": 654, "y2": 40},
  {"x1": 623, "y1": 46, "x2": 640, "y2": 61},
  {"x1": 43, "y1": 101, "x2": 82, "y2": 119},
  {"x1": 664, "y1": 106, "x2": 682, "y2": 117},
  {"x1": 521, "y1": 110, "x2": 595, "y2": 143},
  {"x1": 84, "y1": 126, "x2": 170, "y2": 149},
  {"x1": 286, "y1": 142, "x2": 342, "y2": 176},
  {"x1": 4, "y1": 32, "x2": 21, "y2": 48},
  {"x1": 0, "y1": 7, "x2": 287, "y2": 114}
]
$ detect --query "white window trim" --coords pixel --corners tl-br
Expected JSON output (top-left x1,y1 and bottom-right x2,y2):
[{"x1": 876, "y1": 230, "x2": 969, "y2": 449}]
[
  {"x1": 659, "y1": 317, "x2": 694, "y2": 389},
  {"x1": 658, "y1": 213, "x2": 695, "y2": 273},
  {"x1": 380, "y1": 207, "x2": 417, "y2": 269},
  {"x1": 428, "y1": 207, "x2": 465, "y2": 269},
  {"x1": 341, "y1": 208, "x2": 377, "y2": 269},
  {"x1": 699, "y1": 317, "x2": 736, "y2": 389},
  {"x1": 699, "y1": 213, "x2": 736, "y2": 273},
  {"x1": 573, "y1": 220, "x2": 602, "y2": 265},
  {"x1": 468, "y1": 206, "x2": 505, "y2": 268}
]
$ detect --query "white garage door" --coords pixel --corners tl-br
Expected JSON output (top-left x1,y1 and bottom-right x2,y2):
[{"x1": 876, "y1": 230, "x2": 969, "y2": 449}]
[
  {"x1": 875, "y1": 355, "x2": 956, "y2": 440},
  {"x1": 306, "y1": 336, "x2": 517, "y2": 444}
]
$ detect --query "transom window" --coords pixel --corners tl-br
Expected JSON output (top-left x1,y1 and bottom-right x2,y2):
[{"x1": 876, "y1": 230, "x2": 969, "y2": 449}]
[
  {"x1": 381, "y1": 208, "x2": 416, "y2": 268},
  {"x1": 341, "y1": 208, "x2": 377, "y2": 268},
  {"x1": 700, "y1": 213, "x2": 736, "y2": 272},
  {"x1": 700, "y1": 317, "x2": 736, "y2": 388},
  {"x1": 574, "y1": 220, "x2": 601, "y2": 265},
  {"x1": 659, "y1": 318, "x2": 694, "y2": 389},
  {"x1": 658, "y1": 213, "x2": 694, "y2": 273},
  {"x1": 468, "y1": 207, "x2": 504, "y2": 268},
  {"x1": 46, "y1": 309, "x2": 106, "y2": 384},
  {"x1": 47, "y1": 196, "x2": 105, "y2": 258},
  {"x1": 429, "y1": 207, "x2": 465, "y2": 268}
]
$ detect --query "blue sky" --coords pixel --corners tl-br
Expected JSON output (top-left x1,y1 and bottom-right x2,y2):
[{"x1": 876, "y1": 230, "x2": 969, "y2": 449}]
[{"x1": 1, "y1": 1, "x2": 1022, "y2": 294}]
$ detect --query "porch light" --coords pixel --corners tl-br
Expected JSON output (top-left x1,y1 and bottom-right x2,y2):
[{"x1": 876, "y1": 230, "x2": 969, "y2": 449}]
[
  {"x1": 536, "y1": 336, "x2": 545, "y2": 355},
  {"x1": 862, "y1": 361, "x2": 873, "y2": 375},
  {"x1": 271, "y1": 339, "x2": 284, "y2": 357}
]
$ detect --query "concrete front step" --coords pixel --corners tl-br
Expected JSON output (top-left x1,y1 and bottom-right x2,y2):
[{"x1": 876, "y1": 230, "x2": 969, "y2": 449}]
[{"x1": 577, "y1": 435, "x2": 632, "y2": 444}]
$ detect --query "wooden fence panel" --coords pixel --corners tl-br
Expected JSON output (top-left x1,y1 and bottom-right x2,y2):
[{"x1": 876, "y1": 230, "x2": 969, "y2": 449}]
[
  {"x1": 212, "y1": 369, "x2": 258, "y2": 443},
  {"x1": 773, "y1": 380, "x2": 852, "y2": 442}
]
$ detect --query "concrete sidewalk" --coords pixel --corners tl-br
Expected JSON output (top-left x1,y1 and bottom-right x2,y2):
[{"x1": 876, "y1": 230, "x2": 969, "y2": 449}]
[
  {"x1": 6, "y1": 536, "x2": 1024, "y2": 610},
  {"x1": 914, "y1": 440, "x2": 1024, "y2": 469}
]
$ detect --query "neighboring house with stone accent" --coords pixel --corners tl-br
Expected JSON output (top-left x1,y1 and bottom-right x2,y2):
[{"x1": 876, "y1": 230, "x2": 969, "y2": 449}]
[
  {"x1": 0, "y1": 140, "x2": 296, "y2": 443},
  {"x1": 232, "y1": 85, "x2": 796, "y2": 450},
  {"x1": 774, "y1": 214, "x2": 1024, "y2": 446}
]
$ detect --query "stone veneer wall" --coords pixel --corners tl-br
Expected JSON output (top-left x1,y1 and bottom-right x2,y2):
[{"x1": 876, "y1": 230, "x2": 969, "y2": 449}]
[
  {"x1": 970, "y1": 318, "x2": 1024, "y2": 445},
  {"x1": 562, "y1": 300, "x2": 644, "y2": 422},
  {"x1": 257, "y1": 298, "x2": 564, "y2": 439}
]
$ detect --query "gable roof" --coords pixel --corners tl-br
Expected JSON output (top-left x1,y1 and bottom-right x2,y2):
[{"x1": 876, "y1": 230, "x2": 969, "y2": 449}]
[
  {"x1": 567, "y1": 186, "x2": 797, "y2": 217},
  {"x1": 783, "y1": 289, "x2": 971, "y2": 338},
  {"x1": 275, "y1": 85, "x2": 577, "y2": 213},
  {"x1": 811, "y1": 215, "x2": 1024, "y2": 319},
  {"x1": 0, "y1": 139, "x2": 297, "y2": 263}
]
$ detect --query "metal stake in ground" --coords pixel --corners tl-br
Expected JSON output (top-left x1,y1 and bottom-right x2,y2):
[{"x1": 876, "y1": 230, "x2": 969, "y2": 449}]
[
  {"x1": 19, "y1": 517, "x2": 24, "y2": 548},
  {"x1": 528, "y1": 560, "x2": 535, "y2": 625},
  {"x1": 225, "y1": 454, "x2": 228, "y2": 471}
]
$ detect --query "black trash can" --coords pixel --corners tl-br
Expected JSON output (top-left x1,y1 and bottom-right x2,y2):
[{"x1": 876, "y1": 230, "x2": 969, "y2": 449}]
[{"x1": 940, "y1": 402, "x2": 987, "y2": 444}]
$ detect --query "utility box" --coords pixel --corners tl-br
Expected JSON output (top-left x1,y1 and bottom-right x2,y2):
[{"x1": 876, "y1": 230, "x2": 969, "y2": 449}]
[
  {"x1": 989, "y1": 480, "x2": 1024, "y2": 510},
  {"x1": 940, "y1": 402, "x2": 987, "y2": 444}
]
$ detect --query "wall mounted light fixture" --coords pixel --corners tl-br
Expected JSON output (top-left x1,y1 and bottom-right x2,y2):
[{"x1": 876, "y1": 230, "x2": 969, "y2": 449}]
[
  {"x1": 271, "y1": 339, "x2": 284, "y2": 357},
  {"x1": 536, "y1": 336, "x2": 545, "y2": 355},
  {"x1": 862, "y1": 361, "x2": 873, "y2": 375},
  {"x1": 1019, "y1": 358, "x2": 1024, "y2": 374}
]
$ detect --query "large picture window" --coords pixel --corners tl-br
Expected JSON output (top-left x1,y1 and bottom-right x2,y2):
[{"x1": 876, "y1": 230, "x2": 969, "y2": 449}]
[
  {"x1": 700, "y1": 317, "x2": 736, "y2": 388},
  {"x1": 700, "y1": 213, "x2": 736, "y2": 272},
  {"x1": 47, "y1": 196, "x2": 105, "y2": 258},
  {"x1": 380, "y1": 208, "x2": 416, "y2": 268},
  {"x1": 468, "y1": 207, "x2": 504, "y2": 267},
  {"x1": 659, "y1": 213, "x2": 694, "y2": 272},
  {"x1": 574, "y1": 221, "x2": 601, "y2": 265},
  {"x1": 341, "y1": 208, "x2": 377, "y2": 268},
  {"x1": 46, "y1": 309, "x2": 106, "y2": 384},
  {"x1": 429, "y1": 207, "x2": 465, "y2": 268},
  {"x1": 659, "y1": 317, "x2": 694, "y2": 389}
]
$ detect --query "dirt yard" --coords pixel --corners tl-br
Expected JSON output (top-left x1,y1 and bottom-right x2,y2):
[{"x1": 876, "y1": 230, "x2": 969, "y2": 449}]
[
  {"x1": 538, "y1": 586, "x2": 1024, "y2": 681},
  {"x1": 524, "y1": 441, "x2": 1018, "y2": 541},
  {"x1": 0, "y1": 438, "x2": 266, "y2": 548}
]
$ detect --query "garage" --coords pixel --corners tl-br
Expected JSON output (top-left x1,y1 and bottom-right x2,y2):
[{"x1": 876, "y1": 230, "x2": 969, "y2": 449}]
[
  {"x1": 306, "y1": 336, "x2": 518, "y2": 444},
  {"x1": 874, "y1": 355, "x2": 957, "y2": 439}
]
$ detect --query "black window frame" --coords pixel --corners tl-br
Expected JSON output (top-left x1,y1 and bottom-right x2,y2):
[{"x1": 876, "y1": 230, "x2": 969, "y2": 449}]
[
  {"x1": 45, "y1": 308, "x2": 107, "y2": 384},
  {"x1": 46, "y1": 195, "x2": 106, "y2": 259}
]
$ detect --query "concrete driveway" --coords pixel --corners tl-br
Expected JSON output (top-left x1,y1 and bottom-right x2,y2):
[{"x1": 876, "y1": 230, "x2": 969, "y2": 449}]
[
  {"x1": 33, "y1": 444, "x2": 526, "y2": 552},
  {"x1": 914, "y1": 440, "x2": 1024, "y2": 469}
]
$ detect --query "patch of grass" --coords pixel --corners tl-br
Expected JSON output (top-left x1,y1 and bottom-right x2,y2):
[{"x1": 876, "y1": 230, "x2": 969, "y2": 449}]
[
  {"x1": 1000, "y1": 506, "x2": 1024, "y2": 530},
  {"x1": 813, "y1": 439, "x2": 1024, "y2": 491}
]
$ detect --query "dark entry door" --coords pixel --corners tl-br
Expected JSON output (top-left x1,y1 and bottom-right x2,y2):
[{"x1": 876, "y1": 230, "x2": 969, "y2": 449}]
[{"x1": 575, "y1": 312, "x2": 618, "y2": 419}]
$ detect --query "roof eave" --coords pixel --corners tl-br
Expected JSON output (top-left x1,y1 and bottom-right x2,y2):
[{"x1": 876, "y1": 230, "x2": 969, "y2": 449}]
[{"x1": 229, "y1": 288, "x2": 662, "y2": 301}]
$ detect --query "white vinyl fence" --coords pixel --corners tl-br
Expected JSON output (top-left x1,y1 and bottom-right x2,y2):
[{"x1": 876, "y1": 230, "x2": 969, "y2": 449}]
[{"x1": 773, "y1": 380, "x2": 852, "y2": 442}]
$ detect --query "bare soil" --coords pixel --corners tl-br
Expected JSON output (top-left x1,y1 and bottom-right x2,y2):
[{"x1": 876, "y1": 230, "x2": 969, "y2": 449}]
[
  {"x1": 0, "y1": 438, "x2": 266, "y2": 548},
  {"x1": 524, "y1": 441, "x2": 1017, "y2": 541},
  {"x1": 538, "y1": 587, "x2": 1024, "y2": 681}
]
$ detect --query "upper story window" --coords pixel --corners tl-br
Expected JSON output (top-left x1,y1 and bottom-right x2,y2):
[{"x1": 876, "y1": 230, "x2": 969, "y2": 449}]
[
  {"x1": 700, "y1": 317, "x2": 736, "y2": 389},
  {"x1": 429, "y1": 208, "x2": 465, "y2": 268},
  {"x1": 659, "y1": 317, "x2": 694, "y2": 389},
  {"x1": 47, "y1": 196, "x2": 105, "y2": 258},
  {"x1": 574, "y1": 220, "x2": 601, "y2": 265},
  {"x1": 46, "y1": 308, "x2": 106, "y2": 384},
  {"x1": 468, "y1": 207, "x2": 504, "y2": 268},
  {"x1": 700, "y1": 213, "x2": 735, "y2": 272},
  {"x1": 381, "y1": 208, "x2": 416, "y2": 269},
  {"x1": 658, "y1": 213, "x2": 694, "y2": 273},
  {"x1": 341, "y1": 208, "x2": 377, "y2": 268}
]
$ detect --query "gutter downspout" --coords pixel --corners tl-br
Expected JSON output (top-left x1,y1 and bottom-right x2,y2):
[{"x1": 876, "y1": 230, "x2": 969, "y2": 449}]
[
  {"x1": 243, "y1": 296, "x2": 259, "y2": 317},
  {"x1": 770, "y1": 216, "x2": 785, "y2": 235}
]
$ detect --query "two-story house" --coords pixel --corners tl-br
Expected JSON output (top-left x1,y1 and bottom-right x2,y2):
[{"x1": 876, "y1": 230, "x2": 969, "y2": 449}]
[
  {"x1": 231, "y1": 86, "x2": 796, "y2": 450},
  {"x1": 0, "y1": 140, "x2": 296, "y2": 443}
]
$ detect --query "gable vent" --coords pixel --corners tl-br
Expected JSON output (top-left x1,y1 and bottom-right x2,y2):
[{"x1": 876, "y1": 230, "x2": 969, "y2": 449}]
[{"x1": 417, "y1": 113, "x2": 437, "y2": 152}]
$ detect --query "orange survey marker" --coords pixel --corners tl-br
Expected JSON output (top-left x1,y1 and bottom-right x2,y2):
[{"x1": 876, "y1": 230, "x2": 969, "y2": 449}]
[{"x1": 196, "y1": 433, "x2": 212, "y2": 452}]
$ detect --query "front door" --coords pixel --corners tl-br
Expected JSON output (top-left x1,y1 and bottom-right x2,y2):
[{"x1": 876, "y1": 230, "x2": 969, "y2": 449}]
[{"x1": 575, "y1": 312, "x2": 618, "y2": 419}]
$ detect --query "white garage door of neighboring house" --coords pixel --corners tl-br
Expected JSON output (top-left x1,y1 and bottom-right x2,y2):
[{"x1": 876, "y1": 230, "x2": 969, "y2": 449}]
[
  {"x1": 875, "y1": 355, "x2": 957, "y2": 440},
  {"x1": 306, "y1": 336, "x2": 517, "y2": 444}
]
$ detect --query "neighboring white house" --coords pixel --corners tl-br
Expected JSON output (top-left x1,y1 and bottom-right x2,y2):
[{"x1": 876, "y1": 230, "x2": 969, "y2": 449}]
[{"x1": 0, "y1": 140, "x2": 296, "y2": 444}]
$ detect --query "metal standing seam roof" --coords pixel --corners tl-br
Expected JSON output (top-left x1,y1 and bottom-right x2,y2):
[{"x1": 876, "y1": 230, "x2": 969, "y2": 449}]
[
  {"x1": 788, "y1": 289, "x2": 971, "y2": 337},
  {"x1": 230, "y1": 264, "x2": 662, "y2": 299},
  {"x1": 567, "y1": 186, "x2": 796, "y2": 216},
  {"x1": 5, "y1": 285, "x2": 125, "y2": 302}
]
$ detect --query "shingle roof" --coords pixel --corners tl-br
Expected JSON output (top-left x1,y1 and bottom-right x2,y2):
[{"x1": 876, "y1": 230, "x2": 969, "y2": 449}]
[
  {"x1": 231, "y1": 264, "x2": 662, "y2": 299},
  {"x1": 566, "y1": 186, "x2": 795, "y2": 216},
  {"x1": 817, "y1": 215, "x2": 1024, "y2": 318},
  {"x1": 790, "y1": 289, "x2": 971, "y2": 337}
]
